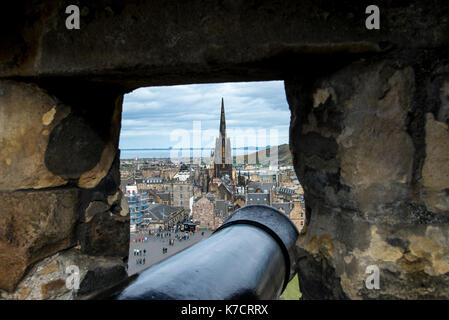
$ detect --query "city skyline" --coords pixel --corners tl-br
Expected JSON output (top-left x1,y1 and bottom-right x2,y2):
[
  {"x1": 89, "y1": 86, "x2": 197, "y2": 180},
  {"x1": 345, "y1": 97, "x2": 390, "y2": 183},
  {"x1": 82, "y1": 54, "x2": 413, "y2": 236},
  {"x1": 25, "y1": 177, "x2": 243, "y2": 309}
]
[{"x1": 119, "y1": 81, "x2": 290, "y2": 154}]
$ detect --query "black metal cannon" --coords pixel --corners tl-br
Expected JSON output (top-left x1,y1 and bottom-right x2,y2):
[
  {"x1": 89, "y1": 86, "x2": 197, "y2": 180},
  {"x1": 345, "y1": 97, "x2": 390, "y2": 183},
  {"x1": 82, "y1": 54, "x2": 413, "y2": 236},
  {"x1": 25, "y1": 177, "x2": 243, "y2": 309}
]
[{"x1": 109, "y1": 205, "x2": 299, "y2": 300}]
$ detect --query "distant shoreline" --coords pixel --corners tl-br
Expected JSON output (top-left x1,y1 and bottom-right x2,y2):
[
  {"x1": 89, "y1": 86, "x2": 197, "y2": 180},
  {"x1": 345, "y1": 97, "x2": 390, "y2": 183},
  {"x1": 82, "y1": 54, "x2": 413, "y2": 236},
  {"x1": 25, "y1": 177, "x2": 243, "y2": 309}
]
[
  {"x1": 120, "y1": 143, "x2": 292, "y2": 166},
  {"x1": 120, "y1": 146, "x2": 273, "y2": 151},
  {"x1": 120, "y1": 146, "x2": 273, "y2": 160}
]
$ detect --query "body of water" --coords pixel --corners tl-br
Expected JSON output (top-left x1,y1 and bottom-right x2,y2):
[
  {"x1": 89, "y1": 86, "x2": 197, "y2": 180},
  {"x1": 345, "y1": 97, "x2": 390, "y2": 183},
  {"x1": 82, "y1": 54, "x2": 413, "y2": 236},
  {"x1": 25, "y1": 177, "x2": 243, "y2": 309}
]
[{"x1": 120, "y1": 147, "x2": 271, "y2": 160}]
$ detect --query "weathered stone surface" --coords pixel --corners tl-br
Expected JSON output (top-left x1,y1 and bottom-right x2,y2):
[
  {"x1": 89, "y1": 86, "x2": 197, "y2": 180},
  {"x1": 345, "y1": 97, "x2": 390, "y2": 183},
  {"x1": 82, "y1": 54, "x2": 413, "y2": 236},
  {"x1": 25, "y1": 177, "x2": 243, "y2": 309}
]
[
  {"x1": 107, "y1": 191, "x2": 120, "y2": 206},
  {"x1": 0, "y1": 189, "x2": 80, "y2": 292},
  {"x1": 85, "y1": 201, "x2": 110, "y2": 223},
  {"x1": 338, "y1": 66, "x2": 415, "y2": 220},
  {"x1": 2, "y1": 1, "x2": 449, "y2": 87},
  {"x1": 287, "y1": 59, "x2": 449, "y2": 299},
  {"x1": 0, "y1": 80, "x2": 122, "y2": 192},
  {"x1": 422, "y1": 113, "x2": 449, "y2": 213},
  {"x1": 42, "y1": 89, "x2": 122, "y2": 189},
  {"x1": 44, "y1": 115, "x2": 106, "y2": 179},
  {"x1": 78, "y1": 96, "x2": 122, "y2": 188},
  {"x1": 0, "y1": 248, "x2": 127, "y2": 300},
  {"x1": 78, "y1": 154, "x2": 129, "y2": 258},
  {"x1": 120, "y1": 192, "x2": 130, "y2": 217},
  {"x1": 81, "y1": 210, "x2": 129, "y2": 258},
  {"x1": 41, "y1": 279, "x2": 66, "y2": 299},
  {"x1": 0, "y1": 80, "x2": 69, "y2": 191}
]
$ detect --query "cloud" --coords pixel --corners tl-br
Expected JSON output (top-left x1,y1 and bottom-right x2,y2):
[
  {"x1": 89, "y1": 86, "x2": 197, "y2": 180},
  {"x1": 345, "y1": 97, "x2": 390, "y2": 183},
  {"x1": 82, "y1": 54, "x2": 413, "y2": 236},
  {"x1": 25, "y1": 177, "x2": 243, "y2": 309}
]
[{"x1": 119, "y1": 81, "x2": 290, "y2": 149}]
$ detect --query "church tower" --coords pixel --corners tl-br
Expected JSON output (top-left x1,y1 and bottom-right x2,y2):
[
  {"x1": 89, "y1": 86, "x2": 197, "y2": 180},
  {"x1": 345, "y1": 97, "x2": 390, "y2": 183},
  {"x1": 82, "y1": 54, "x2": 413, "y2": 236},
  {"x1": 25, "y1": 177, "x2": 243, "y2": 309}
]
[{"x1": 214, "y1": 98, "x2": 232, "y2": 178}]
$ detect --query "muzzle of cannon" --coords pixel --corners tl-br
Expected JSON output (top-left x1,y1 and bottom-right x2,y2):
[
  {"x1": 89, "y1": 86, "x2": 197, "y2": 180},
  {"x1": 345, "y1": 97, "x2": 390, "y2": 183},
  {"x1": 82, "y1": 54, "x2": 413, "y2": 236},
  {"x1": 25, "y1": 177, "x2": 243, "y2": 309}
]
[{"x1": 110, "y1": 205, "x2": 299, "y2": 300}]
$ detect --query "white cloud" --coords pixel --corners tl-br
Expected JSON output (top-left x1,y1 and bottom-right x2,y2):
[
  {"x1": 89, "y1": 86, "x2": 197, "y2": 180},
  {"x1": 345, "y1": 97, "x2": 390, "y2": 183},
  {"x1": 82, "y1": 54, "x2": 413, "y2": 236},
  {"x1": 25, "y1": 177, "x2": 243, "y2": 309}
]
[{"x1": 119, "y1": 81, "x2": 290, "y2": 149}]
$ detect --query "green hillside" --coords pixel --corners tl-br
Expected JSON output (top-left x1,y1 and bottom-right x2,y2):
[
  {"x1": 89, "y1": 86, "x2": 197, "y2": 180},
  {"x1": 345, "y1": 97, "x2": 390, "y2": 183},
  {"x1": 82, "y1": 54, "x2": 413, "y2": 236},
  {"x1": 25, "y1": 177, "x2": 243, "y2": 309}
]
[{"x1": 234, "y1": 144, "x2": 292, "y2": 166}]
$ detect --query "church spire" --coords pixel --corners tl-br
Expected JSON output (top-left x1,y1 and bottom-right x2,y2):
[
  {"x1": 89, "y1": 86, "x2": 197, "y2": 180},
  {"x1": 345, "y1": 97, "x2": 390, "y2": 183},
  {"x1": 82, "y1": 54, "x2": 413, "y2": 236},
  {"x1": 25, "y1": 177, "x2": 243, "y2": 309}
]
[{"x1": 220, "y1": 98, "x2": 226, "y2": 138}]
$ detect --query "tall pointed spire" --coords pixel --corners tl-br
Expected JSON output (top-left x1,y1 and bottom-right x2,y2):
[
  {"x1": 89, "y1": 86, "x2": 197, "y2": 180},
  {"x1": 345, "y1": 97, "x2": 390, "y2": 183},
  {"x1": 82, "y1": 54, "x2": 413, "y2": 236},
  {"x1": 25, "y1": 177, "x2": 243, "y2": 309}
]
[
  {"x1": 214, "y1": 97, "x2": 232, "y2": 179},
  {"x1": 220, "y1": 97, "x2": 226, "y2": 138}
]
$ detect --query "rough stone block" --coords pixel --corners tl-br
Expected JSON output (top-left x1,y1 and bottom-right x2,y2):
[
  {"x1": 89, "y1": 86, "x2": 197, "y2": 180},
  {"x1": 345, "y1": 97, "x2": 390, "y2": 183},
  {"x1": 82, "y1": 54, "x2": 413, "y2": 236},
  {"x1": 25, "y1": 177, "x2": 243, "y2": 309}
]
[
  {"x1": 80, "y1": 210, "x2": 129, "y2": 258},
  {"x1": 0, "y1": 248, "x2": 127, "y2": 300},
  {"x1": 0, "y1": 188, "x2": 80, "y2": 292},
  {"x1": 287, "y1": 60, "x2": 449, "y2": 299},
  {"x1": 0, "y1": 80, "x2": 70, "y2": 191},
  {"x1": 422, "y1": 113, "x2": 449, "y2": 213}
]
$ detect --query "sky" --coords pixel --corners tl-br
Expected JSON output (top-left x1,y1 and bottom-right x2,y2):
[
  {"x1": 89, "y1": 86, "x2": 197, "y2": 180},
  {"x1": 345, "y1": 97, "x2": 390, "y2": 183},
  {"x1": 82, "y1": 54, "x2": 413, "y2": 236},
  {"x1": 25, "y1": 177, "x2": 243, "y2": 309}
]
[{"x1": 119, "y1": 81, "x2": 290, "y2": 156}]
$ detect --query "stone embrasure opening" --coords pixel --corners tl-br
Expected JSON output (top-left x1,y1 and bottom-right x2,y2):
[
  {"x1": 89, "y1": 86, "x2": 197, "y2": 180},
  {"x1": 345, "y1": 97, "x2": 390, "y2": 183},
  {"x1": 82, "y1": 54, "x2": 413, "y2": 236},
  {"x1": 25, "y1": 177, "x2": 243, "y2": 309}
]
[{"x1": 119, "y1": 82, "x2": 306, "y2": 293}]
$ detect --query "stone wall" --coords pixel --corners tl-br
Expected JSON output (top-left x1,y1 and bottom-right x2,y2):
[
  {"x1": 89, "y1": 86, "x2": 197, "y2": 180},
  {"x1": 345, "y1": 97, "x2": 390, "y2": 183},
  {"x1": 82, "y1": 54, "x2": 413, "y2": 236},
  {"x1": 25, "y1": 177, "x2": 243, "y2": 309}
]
[
  {"x1": 192, "y1": 196, "x2": 216, "y2": 229},
  {"x1": 286, "y1": 53, "x2": 449, "y2": 299},
  {"x1": 0, "y1": 80, "x2": 129, "y2": 298}
]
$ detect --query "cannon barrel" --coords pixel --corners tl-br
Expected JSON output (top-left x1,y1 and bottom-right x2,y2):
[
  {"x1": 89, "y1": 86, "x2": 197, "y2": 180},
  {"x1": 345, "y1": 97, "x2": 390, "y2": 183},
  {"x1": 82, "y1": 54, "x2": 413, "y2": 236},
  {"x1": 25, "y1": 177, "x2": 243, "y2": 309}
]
[{"x1": 111, "y1": 205, "x2": 299, "y2": 300}]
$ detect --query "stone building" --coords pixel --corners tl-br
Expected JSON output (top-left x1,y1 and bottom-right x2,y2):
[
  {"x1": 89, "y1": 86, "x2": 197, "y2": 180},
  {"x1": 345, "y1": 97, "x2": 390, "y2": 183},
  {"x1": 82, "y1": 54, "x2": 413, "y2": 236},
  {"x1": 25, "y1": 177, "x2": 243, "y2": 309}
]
[
  {"x1": 214, "y1": 200, "x2": 229, "y2": 229},
  {"x1": 276, "y1": 186, "x2": 296, "y2": 202},
  {"x1": 136, "y1": 176, "x2": 164, "y2": 190},
  {"x1": 247, "y1": 182, "x2": 275, "y2": 194},
  {"x1": 170, "y1": 182, "x2": 194, "y2": 211},
  {"x1": 237, "y1": 170, "x2": 247, "y2": 187},
  {"x1": 192, "y1": 195, "x2": 230, "y2": 230},
  {"x1": 147, "y1": 189, "x2": 170, "y2": 205},
  {"x1": 208, "y1": 178, "x2": 221, "y2": 194},
  {"x1": 272, "y1": 201, "x2": 306, "y2": 231},
  {"x1": 147, "y1": 203, "x2": 186, "y2": 231},
  {"x1": 192, "y1": 195, "x2": 215, "y2": 230},
  {"x1": 213, "y1": 99, "x2": 232, "y2": 178},
  {"x1": 194, "y1": 167, "x2": 211, "y2": 193},
  {"x1": 288, "y1": 201, "x2": 306, "y2": 231},
  {"x1": 217, "y1": 181, "x2": 233, "y2": 202},
  {"x1": 246, "y1": 193, "x2": 270, "y2": 206},
  {"x1": 232, "y1": 196, "x2": 246, "y2": 212}
]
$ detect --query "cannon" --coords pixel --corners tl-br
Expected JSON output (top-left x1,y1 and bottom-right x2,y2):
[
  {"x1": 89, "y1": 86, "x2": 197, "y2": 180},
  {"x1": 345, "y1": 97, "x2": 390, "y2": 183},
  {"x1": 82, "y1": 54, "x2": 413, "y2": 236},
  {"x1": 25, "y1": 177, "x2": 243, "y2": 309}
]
[{"x1": 109, "y1": 205, "x2": 299, "y2": 300}]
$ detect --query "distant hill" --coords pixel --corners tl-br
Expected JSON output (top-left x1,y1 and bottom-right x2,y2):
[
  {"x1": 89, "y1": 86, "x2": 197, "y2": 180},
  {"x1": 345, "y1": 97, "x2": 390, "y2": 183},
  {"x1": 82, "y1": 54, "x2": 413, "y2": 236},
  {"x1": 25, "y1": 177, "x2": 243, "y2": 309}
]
[{"x1": 234, "y1": 144, "x2": 292, "y2": 166}]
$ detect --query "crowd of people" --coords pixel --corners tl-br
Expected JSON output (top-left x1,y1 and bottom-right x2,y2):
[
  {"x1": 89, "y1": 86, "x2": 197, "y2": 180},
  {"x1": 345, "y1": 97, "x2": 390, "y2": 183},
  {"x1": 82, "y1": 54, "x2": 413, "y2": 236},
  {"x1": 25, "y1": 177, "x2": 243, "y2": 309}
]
[
  {"x1": 132, "y1": 236, "x2": 149, "y2": 243},
  {"x1": 129, "y1": 223, "x2": 209, "y2": 272}
]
